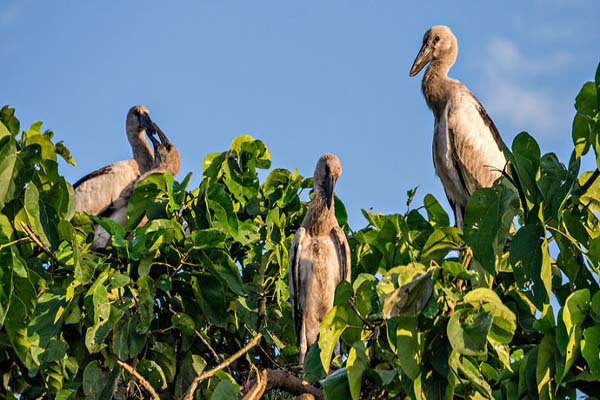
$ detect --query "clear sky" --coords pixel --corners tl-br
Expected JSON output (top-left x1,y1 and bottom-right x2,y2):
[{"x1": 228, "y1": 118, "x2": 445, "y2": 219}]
[{"x1": 2, "y1": 1, "x2": 599, "y2": 229}]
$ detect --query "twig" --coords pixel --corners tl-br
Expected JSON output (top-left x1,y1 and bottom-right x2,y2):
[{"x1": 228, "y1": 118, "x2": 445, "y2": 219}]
[
  {"x1": 243, "y1": 369, "x2": 323, "y2": 400},
  {"x1": 546, "y1": 226, "x2": 588, "y2": 255},
  {"x1": 117, "y1": 360, "x2": 160, "y2": 400},
  {"x1": 349, "y1": 300, "x2": 376, "y2": 330},
  {"x1": 580, "y1": 168, "x2": 600, "y2": 194},
  {"x1": 19, "y1": 222, "x2": 60, "y2": 269},
  {"x1": 195, "y1": 329, "x2": 222, "y2": 362},
  {"x1": 0, "y1": 237, "x2": 32, "y2": 251},
  {"x1": 182, "y1": 333, "x2": 263, "y2": 400}
]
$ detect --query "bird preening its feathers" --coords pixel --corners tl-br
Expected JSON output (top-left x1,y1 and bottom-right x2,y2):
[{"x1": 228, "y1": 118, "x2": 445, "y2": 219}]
[
  {"x1": 288, "y1": 153, "x2": 351, "y2": 365},
  {"x1": 73, "y1": 105, "x2": 156, "y2": 216},
  {"x1": 410, "y1": 25, "x2": 507, "y2": 228},
  {"x1": 73, "y1": 105, "x2": 180, "y2": 248}
]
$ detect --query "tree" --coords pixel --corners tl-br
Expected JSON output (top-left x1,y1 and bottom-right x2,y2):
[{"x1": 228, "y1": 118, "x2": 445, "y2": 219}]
[{"x1": 0, "y1": 63, "x2": 599, "y2": 399}]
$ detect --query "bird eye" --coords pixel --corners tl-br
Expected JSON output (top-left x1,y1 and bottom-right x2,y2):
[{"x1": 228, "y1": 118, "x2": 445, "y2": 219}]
[{"x1": 434, "y1": 35, "x2": 440, "y2": 43}]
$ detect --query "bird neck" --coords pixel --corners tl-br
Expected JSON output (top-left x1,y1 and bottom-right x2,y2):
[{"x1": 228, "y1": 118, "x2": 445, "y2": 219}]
[
  {"x1": 304, "y1": 193, "x2": 338, "y2": 235},
  {"x1": 422, "y1": 61, "x2": 455, "y2": 116},
  {"x1": 129, "y1": 132, "x2": 154, "y2": 173}
]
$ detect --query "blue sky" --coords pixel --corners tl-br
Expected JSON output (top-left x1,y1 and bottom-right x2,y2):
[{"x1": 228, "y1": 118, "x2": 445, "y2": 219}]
[{"x1": 2, "y1": 1, "x2": 599, "y2": 229}]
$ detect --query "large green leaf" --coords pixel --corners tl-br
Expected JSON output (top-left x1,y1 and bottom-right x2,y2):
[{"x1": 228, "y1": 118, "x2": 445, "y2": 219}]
[
  {"x1": 322, "y1": 367, "x2": 351, "y2": 400},
  {"x1": 582, "y1": 326, "x2": 600, "y2": 379},
  {"x1": 510, "y1": 132, "x2": 542, "y2": 210},
  {"x1": 346, "y1": 342, "x2": 368, "y2": 400},
  {"x1": 447, "y1": 309, "x2": 493, "y2": 356},
  {"x1": 82, "y1": 361, "x2": 120, "y2": 400},
  {"x1": 464, "y1": 182, "x2": 518, "y2": 275},
  {"x1": 509, "y1": 224, "x2": 551, "y2": 309},
  {"x1": 0, "y1": 136, "x2": 17, "y2": 208},
  {"x1": 319, "y1": 305, "x2": 349, "y2": 373}
]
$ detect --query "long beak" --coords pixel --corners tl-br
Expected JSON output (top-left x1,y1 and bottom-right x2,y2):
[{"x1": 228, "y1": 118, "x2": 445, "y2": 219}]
[
  {"x1": 409, "y1": 42, "x2": 432, "y2": 77},
  {"x1": 153, "y1": 122, "x2": 171, "y2": 146},
  {"x1": 324, "y1": 175, "x2": 336, "y2": 209},
  {"x1": 138, "y1": 113, "x2": 157, "y2": 136},
  {"x1": 148, "y1": 128, "x2": 161, "y2": 152}
]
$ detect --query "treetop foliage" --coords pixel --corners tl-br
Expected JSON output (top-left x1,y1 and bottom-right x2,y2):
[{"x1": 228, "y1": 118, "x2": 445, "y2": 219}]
[{"x1": 0, "y1": 63, "x2": 599, "y2": 399}]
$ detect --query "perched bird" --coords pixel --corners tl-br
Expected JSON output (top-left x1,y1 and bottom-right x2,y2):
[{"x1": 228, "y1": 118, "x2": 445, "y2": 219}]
[
  {"x1": 410, "y1": 25, "x2": 507, "y2": 228},
  {"x1": 74, "y1": 105, "x2": 156, "y2": 215},
  {"x1": 288, "y1": 153, "x2": 351, "y2": 364},
  {"x1": 92, "y1": 122, "x2": 180, "y2": 248}
]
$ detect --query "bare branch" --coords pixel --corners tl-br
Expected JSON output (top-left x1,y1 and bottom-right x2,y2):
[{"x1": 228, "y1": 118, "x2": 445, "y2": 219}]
[
  {"x1": 243, "y1": 369, "x2": 323, "y2": 400},
  {"x1": 182, "y1": 333, "x2": 262, "y2": 400},
  {"x1": 195, "y1": 329, "x2": 222, "y2": 362},
  {"x1": 117, "y1": 360, "x2": 160, "y2": 400}
]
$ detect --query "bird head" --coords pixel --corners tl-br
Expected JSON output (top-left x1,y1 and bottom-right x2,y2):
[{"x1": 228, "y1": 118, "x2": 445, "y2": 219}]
[
  {"x1": 409, "y1": 25, "x2": 458, "y2": 77},
  {"x1": 314, "y1": 153, "x2": 342, "y2": 210},
  {"x1": 148, "y1": 122, "x2": 181, "y2": 176},
  {"x1": 126, "y1": 105, "x2": 157, "y2": 138}
]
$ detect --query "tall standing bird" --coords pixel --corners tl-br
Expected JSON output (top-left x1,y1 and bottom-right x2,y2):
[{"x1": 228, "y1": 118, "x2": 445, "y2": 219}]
[
  {"x1": 409, "y1": 26, "x2": 507, "y2": 228},
  {"x1": 288, "y1": 153, "x2": 351, "y2": 364},
  {"x1": 92, "y1": 122, "x2": 180, "y2": 248},
  {"x1": 74, "y1": 105, "x2": 156, "y2": 215}
]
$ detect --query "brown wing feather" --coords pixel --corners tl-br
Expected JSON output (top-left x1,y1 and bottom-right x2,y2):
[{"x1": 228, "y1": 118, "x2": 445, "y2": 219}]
[
  {"x1": 331, "y1": 226, "x2": 351, "y2": 283},
  {"x1": 73, "y1": 165, "x2": 113, "y2": 189},
  {"x1": 288, "y1": 227, "x2": 305, "y2": 342}
]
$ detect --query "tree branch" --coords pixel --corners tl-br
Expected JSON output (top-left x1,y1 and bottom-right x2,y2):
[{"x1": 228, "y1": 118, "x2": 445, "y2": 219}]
[
  {"x1": 117, "y1": 360, "x2": 160, "y2": 400},
  {"x1": 243, "y1": 369, "x2": 323, "y2": 400},
  {"x1": 182, "y1": 333, "x2": 262, "y2": 400},
  {"x1": 19, "y1": 222, "x2": 59, "y2": 265}
]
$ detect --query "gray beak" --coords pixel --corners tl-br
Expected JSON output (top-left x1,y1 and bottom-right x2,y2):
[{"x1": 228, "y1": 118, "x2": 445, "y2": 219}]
[
  {"x1": 153, "y1": 123, "x2": 171, "y2": 147},
  {"x1": 138, "y1": 113, "x2": 157, "y2": 136},
  {"x1": 324, "y1": 175, "x2": 336, "y2": 209},
  {"x1": 409, "y1": 41, "x2": 432, "y2": 77}
]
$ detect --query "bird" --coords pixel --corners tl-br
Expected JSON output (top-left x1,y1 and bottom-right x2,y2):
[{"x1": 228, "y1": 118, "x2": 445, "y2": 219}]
[
  {"x1": 73, "y1": 105, "x2": 156, "y2": 216},
  {"x1": 92, "y1": 122, "x2": 180, "y2": 248},
  {"x1": 409, "y1": 25, "x2": 507, "y2": 228},
  {"x1": 288, "y1": 153, "x2": 351, "y2": 365}
]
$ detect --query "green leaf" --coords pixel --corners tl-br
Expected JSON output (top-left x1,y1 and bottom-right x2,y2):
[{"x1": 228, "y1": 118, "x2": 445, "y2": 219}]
[
  {"x1": 395, "y1": 315, "x2": 420, "y2": 379},
  {"x1": 303, "y1": 343, "x2": 326, "y2": 383},
  {"x1": 322, "y1": 367, "x2": 351, "y2": 399},
  {"x1": 334, "y1": 194, "x2": 348, "y2": 227},
  {"x1": 575, "y1": 81, "x2": 598, "y2": 117},
  {"x1": 82, "y1": 361, "x2": 120, "y2": 400},
  {"x1": 573, "y1": 113, "x2": 592, "y2": 157},
  {"x1": 193, "y1": 274, "x2": 227, "y2": 328},
  {"x1": 424, "y1": 193, "x2": 450, "y2": 227},
  {"x1": 447, "y1": 309, "x2": 493, "y2": 356},
  {"x1": 319, "y1": 305, "x2": 349, "y2": 373},
  {"x1": 211, "y1": 379, "x2": 239, "y2": 399},
  {"x1": 0, "y1": 136, "x2": 17, "y2": 208},
  {"x1": 536, "y1": 333, "x2": 555, "y2": 400},
  {"x1": 420, "y1": 227, "x2": 462, "y2": 264},
  {"x1": 558, "y1": 288, "x2": 590, "y2": 382},
  {"x1": 382, "y1": 271, "x2": 433, "y2": 318},
  {"x1": 539, "y1": 153, "x2": 577, "y2": 220},
  {"x1": 582, "y1": 326, "x2": 600, "y2": 379},
  {"x1": 464, "y1": 288, "x2": 517, "y2": 344},
  {"x1": 509, "y1": 224, "x2": 551, "y2": 309},
  {"x1": 138, "y1": 359, "x2": 167, "y2": 390},
  {"x1": 464, "y1": 183, "x2": 518, "y2": 275},
  {"x1": 510, "y1": 132, "x2": 541, "y2": 210},
  {"x1": 347, "y1": 342, "x2": 368, "y2": 400},
  {"x1": 190, "y1": 228, "x2": 226, "y2": 249},
  {"x1": 172, "y1": 312, "x2": 196, "y2": 336},
  {"x1": 27, "y1": 290, "x2": 67, "y2": 349}
]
